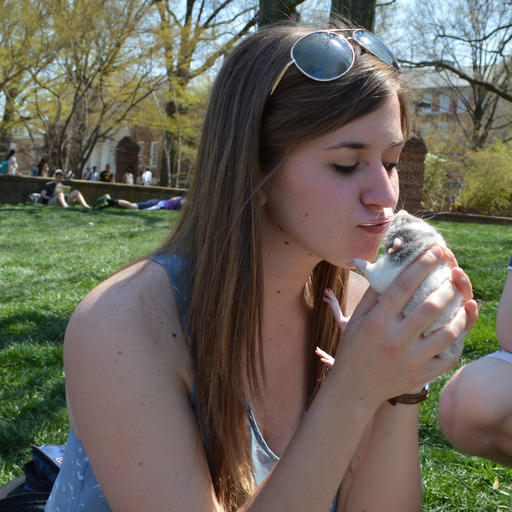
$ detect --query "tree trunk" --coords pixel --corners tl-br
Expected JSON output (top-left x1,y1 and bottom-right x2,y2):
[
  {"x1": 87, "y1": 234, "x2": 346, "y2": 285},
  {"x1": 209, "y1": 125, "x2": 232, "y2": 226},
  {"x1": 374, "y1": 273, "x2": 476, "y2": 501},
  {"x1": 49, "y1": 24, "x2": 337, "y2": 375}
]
[
  {"x1": 258, "y1": 0, "x2": 304, "y2": 26},
  {"x1": 330, "y1": 0, "x2": 377, "y2": 31}
]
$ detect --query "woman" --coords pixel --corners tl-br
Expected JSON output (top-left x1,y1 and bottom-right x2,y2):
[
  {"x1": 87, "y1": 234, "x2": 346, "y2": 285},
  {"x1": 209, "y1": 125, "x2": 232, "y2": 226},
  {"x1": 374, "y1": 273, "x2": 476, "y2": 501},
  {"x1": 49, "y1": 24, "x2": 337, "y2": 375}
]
[
  {"x1": 46, "y1": 23, "x2": 477, "y2": 511},
  {"x1": 31, "y1": 158, "x2": 49, "y2": 177},
  {"x1": 2, "y1": 149, "x2": 22, "y2": 176}
]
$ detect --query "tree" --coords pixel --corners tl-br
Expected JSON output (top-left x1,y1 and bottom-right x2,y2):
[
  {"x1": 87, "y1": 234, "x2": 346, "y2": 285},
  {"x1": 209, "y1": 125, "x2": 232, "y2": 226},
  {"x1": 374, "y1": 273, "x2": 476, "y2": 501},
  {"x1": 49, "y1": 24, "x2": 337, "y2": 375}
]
[
  {"x1": 150, "y1": 0, "x2": 256, "y2": 185},
  {"x1": 330, "y1": 0, "x2": 377, "y2": 30},
  {"x1": 0, "y1": 0, "x2": 56, "y2": 155},
  {"x1": 150, "y1": 0, "x2": 314, "y2": 186},
  {"x1": 258, "y1": 0, "x2": 305, "y2": 25},
  {"x1": 400, "y1": 0, "x2": 512, "y2": 149},
  {"x1": 24, "y1": 0, "x2": 165, "y2": 174}
]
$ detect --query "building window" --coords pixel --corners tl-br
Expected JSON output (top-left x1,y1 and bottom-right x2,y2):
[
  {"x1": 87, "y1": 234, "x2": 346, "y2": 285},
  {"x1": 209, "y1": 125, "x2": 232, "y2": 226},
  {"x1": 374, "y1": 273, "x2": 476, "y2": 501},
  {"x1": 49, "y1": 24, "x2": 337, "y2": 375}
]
[
  {"x1": 457, "y1": 92, "x2": 469, "y2": 113},
  {"x1": 421, "y1": 93, "x2": 433, "y2": 113},
  {"x1": 150, "y1": 141, "x2": 159, "y2": 169},
  {"x1": 439, "y1": 94, "x2": 451, "y2": 113}
]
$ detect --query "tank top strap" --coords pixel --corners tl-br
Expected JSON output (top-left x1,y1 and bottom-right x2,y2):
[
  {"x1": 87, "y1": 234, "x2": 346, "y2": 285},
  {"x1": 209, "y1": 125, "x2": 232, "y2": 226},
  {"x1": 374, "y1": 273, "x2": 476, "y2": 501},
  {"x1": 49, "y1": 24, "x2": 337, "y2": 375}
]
[{"x1": 150, "y1": 252, "x2": 190, "y2": 333}]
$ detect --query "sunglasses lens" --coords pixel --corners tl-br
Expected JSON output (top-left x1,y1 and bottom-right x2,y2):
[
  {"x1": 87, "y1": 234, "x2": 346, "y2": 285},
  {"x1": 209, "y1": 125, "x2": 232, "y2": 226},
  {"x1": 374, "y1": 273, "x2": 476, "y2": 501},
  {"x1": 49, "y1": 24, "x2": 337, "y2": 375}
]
[
  {"x1": 292, "y1": 31, "x2": 354, "y2": 81},
  {"x1": 353, "y1": 29, "x2": 401, "y2": 70}
]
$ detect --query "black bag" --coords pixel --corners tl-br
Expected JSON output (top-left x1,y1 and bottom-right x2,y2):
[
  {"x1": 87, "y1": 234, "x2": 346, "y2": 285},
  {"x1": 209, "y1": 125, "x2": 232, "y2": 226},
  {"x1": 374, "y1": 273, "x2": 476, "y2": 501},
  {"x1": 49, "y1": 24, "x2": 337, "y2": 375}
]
[{"x1": 0, "y1": 445, "x2": 64, "y2": 512}]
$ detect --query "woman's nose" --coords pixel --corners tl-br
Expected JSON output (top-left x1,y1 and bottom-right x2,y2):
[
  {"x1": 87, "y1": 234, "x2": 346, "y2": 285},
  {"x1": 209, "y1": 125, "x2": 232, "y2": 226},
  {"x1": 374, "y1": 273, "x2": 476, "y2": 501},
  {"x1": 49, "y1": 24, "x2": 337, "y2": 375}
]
[{"x1": 361, "y1": 163, "x2": 399, "y2": 210}]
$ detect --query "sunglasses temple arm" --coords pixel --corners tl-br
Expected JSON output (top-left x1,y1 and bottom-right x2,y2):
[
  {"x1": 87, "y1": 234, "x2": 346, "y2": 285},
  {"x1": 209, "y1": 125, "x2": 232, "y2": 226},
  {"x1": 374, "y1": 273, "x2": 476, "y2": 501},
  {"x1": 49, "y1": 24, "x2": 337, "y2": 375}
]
[{"x1": 269, "y1": 60, "x2": 294, "y2": 95}]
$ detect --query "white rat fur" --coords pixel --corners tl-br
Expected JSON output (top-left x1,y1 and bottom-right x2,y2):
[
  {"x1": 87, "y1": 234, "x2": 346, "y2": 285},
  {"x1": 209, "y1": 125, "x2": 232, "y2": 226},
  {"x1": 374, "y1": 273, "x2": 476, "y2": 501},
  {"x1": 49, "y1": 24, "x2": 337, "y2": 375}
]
[{"x1": 324, "y1": 210, "x2": 463, "y2": 359}]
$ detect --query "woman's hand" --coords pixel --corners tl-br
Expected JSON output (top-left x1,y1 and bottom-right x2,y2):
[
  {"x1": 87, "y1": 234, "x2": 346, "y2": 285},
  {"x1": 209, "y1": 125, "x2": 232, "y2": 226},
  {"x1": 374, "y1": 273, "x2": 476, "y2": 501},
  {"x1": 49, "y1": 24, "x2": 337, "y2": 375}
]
[{"x1": 328, "y1": 245, "x2": 477, "y2": 409}]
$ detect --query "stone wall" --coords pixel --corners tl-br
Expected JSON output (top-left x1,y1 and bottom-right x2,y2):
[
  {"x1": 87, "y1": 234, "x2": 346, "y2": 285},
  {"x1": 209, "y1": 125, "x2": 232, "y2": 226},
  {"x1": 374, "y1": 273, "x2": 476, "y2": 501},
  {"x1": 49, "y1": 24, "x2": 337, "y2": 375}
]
[{"x1": 0, "y1": 175, "x2": 185, "y2": 206}]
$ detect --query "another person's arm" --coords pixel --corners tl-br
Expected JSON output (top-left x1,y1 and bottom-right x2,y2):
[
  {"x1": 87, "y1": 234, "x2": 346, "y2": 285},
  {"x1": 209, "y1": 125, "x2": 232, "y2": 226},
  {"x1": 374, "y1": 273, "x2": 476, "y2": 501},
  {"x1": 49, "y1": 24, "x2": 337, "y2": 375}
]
[{"x1": 496, "y1": 263, "x2": 512, "y2": 352}]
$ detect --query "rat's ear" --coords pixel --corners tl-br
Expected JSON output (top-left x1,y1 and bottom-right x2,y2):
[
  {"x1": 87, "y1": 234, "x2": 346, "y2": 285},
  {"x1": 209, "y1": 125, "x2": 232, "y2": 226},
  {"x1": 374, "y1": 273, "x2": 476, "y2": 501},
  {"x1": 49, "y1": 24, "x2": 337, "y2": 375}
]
[{"x1": 388, "y1": 237, "x2": 403, "y2": 254}]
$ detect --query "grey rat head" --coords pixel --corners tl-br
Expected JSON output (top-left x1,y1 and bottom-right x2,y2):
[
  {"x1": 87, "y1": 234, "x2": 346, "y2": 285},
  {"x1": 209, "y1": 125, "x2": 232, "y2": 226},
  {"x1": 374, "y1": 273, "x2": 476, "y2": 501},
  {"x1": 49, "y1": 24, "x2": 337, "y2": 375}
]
[{"x1": 383, "y1": 211, "x2": 443, "y2": 266}]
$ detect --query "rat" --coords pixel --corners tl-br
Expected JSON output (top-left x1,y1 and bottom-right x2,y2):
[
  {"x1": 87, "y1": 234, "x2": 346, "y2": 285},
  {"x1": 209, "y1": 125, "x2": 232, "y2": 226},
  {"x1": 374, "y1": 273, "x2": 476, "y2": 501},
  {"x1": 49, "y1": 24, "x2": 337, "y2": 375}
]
[{"x1": 319, "y1": 210, "x2": 463, "y2": 361}]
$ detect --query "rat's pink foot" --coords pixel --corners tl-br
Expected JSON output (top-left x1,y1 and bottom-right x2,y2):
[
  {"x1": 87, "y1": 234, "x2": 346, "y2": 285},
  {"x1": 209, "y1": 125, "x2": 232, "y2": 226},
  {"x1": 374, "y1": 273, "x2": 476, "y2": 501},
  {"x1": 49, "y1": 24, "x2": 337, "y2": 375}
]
[
  {"x1": 315, "y1": 347, "x2": 335, "y2": 368},
  {"x1": 323, "y1": 288, "x2": 350, "y2": 329}
]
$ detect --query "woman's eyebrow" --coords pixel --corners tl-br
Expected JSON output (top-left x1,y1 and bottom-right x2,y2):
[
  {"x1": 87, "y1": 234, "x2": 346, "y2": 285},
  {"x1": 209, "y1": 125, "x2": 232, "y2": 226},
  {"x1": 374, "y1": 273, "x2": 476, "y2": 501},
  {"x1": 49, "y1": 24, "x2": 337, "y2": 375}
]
[
  {"x1": 326, "y1": 141, "x2": 367, "y2": 150},
  {"x1": 326, "y1": 139, "x2": 405, "y2": 151}
]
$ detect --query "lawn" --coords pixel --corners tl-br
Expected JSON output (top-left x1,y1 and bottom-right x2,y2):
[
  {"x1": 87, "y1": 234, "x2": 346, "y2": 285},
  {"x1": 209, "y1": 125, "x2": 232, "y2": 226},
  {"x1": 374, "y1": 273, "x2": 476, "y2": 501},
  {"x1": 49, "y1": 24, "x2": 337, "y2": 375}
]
[{"x1": 1, "y1": 204, "x2": 512, "y2": 510}]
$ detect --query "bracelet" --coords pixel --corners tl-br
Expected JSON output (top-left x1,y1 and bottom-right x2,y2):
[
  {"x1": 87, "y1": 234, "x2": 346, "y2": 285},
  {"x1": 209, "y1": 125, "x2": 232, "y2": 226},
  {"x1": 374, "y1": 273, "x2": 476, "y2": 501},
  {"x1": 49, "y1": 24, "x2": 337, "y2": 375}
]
[{"x1": 388, "y1": 383, "x2": 430, "y2": 406}]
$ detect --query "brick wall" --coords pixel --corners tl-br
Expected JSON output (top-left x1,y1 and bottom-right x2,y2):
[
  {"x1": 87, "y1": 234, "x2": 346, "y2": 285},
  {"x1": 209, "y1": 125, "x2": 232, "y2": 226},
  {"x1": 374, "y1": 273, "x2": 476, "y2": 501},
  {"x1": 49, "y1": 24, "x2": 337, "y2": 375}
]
[
  {"x1": 0, "y1": 176, "x2": 186, "y2": 206},
  {"x1": 398, "y1": 136, "x2": 427, "y2": 214}
]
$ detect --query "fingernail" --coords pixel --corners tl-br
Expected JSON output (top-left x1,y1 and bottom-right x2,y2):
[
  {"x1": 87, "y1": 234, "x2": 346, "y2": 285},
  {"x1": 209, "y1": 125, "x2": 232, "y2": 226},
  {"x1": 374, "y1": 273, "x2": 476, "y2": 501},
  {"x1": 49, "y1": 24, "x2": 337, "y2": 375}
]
[{"x1": 430, "y1": 246, "x2": 443, "y2": 260}]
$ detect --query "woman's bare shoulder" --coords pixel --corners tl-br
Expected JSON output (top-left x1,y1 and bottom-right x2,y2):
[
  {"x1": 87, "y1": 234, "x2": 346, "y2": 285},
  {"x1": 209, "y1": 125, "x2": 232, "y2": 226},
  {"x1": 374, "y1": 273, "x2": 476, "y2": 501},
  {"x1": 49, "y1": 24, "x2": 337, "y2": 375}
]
[
  {"x1": 62, "y1": 260, "x2": 218, "y2": 510},
  {"x1": 65, "y1": 258, "x2": 192, "y2": 385}
]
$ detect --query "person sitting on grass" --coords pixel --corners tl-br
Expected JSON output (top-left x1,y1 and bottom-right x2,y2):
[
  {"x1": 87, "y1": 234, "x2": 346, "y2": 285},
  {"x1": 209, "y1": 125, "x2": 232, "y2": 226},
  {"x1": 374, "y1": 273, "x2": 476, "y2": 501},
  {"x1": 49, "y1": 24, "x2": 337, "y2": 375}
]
[
  {"x1": 94, "y1": 194, "x2": 185, "y2": 211},
  {"x1": 40, "y1": 169, "x2": 91, "y2": 208},
  {"x1": 439, "y1": 253, "x2": 512, "y2": 467}
]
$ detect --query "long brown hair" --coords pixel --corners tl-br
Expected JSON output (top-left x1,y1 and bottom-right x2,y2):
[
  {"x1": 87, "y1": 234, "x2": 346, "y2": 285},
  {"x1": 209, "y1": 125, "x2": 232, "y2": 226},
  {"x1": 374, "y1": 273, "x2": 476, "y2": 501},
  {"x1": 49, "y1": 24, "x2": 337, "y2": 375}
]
[{"x1": 155, "y1": 22, "x2": 410, "y2": 511}]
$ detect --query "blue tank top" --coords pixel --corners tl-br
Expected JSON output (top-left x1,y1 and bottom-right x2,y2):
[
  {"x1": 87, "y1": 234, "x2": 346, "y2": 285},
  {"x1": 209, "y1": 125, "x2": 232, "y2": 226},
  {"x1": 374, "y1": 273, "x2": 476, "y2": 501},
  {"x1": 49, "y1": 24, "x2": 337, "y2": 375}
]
[{"x1": 45, "y1": 253, "x2": 337, "y2": 511}]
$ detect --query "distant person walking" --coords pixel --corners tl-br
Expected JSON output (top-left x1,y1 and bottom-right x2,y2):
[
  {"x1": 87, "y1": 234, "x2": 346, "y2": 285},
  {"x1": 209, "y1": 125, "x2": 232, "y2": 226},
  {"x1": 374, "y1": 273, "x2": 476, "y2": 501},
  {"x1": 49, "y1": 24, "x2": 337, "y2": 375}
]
[
  {"x1": 123, "y1": 168, "x2": 134, "y2": 185},
  {"x1": 141, "y1": 167, "x2": 152, "y2": 185},
  {"x1": 99, "y1": 164, "x2": 113, "y2": 182},
  {"x1": 87, "y1": 166, "x2": 99, "y2": 181},
  {"x1": 0, "y1": 149, "x2": 22, "y2": 176}
]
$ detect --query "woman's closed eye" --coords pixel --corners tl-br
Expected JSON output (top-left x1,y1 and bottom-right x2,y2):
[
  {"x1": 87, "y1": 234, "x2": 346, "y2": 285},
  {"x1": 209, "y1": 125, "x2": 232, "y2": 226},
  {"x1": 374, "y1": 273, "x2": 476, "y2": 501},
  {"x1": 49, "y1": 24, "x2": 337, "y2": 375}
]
[
  {"x1": 333, "y1": 163, "x2": 359, "y2": 175},
  {"x1": 332, "y1": 162, "x2": 398, "y2": 175}
]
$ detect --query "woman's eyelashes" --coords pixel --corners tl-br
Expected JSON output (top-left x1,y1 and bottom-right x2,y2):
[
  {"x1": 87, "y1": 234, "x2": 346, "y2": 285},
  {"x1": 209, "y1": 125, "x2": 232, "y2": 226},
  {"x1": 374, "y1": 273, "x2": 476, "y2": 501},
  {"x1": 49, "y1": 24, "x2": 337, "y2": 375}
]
[
  {"x1": 332, "y1": 162, "x2": 398, "y2": 175},
  {"x1": 333, "y1": 163, "x2": 358, "y2": 174}
]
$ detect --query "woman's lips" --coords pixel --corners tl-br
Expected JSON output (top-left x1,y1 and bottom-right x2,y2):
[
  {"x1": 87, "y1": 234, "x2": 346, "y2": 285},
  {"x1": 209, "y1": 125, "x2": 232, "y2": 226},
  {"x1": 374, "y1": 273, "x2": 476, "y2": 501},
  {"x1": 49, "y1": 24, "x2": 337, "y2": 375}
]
[{"x1": 358, "y1": 215, "x2": 393, "y2": 236}]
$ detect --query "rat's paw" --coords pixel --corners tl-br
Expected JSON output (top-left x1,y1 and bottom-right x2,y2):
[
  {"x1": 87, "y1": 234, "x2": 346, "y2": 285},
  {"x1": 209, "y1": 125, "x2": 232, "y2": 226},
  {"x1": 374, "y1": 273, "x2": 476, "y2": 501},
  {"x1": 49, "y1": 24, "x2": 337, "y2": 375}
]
[
  {"x1": 347, "y1": 258, "x2": 367, "y2": 271},
  {"x1": 323, "y1": 289, "x2": 350, "y2": 329},
  {"x1": 315, "y1": 346, "x2": 335, "y2": 368}
]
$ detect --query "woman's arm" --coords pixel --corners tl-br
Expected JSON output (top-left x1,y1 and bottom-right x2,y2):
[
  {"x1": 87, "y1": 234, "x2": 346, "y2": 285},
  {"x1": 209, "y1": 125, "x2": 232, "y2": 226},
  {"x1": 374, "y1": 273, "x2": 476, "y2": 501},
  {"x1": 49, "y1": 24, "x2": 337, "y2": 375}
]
[
  {"x1": 64, "y1": 248, "x2": 476, "y2": 512},
  {"x1": 65, "y1": 261, "x2": 221, "y2": 511}
]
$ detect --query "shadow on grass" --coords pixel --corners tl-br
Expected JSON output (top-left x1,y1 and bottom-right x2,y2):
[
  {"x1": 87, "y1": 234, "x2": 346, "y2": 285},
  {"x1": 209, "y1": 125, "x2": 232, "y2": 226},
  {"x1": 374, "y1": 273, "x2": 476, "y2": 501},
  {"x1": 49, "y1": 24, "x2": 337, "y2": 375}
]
[
  {"x1": 0, "y1": 203, "x2": 175, "y2": 227},
  {"x1": 90, "y1": 205, "x2": 177, "y2": 228},
  {"x1": 0, "y1": 377, "x2": 67, "y2": 460},
  {"x1": 0, "y1": 310, "x2": 69, "y2": 349}
]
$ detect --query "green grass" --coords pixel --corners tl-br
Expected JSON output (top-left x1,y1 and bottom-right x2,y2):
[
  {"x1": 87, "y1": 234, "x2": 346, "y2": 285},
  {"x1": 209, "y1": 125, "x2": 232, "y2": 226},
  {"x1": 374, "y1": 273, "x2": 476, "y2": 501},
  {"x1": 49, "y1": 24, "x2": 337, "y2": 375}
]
[
  {"x1": 1, "y1": 205, "x2": 512, "y2": 510},
  {"x1": 0, "y1": 204, "x2": 173, "y2": 481}
]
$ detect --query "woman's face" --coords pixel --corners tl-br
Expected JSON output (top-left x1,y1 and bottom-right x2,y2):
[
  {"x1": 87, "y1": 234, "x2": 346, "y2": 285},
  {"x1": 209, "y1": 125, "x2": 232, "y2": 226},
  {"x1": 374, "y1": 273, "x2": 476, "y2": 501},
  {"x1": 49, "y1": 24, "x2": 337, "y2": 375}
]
[{"x1": 261, "y1": 94, "x2": 404, "y2": 269}]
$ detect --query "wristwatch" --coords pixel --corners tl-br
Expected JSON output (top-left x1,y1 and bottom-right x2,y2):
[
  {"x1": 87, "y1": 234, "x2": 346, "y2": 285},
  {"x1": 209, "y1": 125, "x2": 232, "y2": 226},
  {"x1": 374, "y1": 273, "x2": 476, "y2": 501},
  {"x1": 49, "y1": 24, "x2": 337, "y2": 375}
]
[{"x1": 388, "y1": 383, "x2": 430, "y2": 406}]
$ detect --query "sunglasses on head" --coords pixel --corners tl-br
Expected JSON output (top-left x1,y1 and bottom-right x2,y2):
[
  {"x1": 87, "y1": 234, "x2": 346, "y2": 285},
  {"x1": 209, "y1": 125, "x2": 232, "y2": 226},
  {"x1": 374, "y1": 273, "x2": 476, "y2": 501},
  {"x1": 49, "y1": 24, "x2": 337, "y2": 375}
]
[{"x1": 270, "y1": 29, "x2": 401, "y2": 95}]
